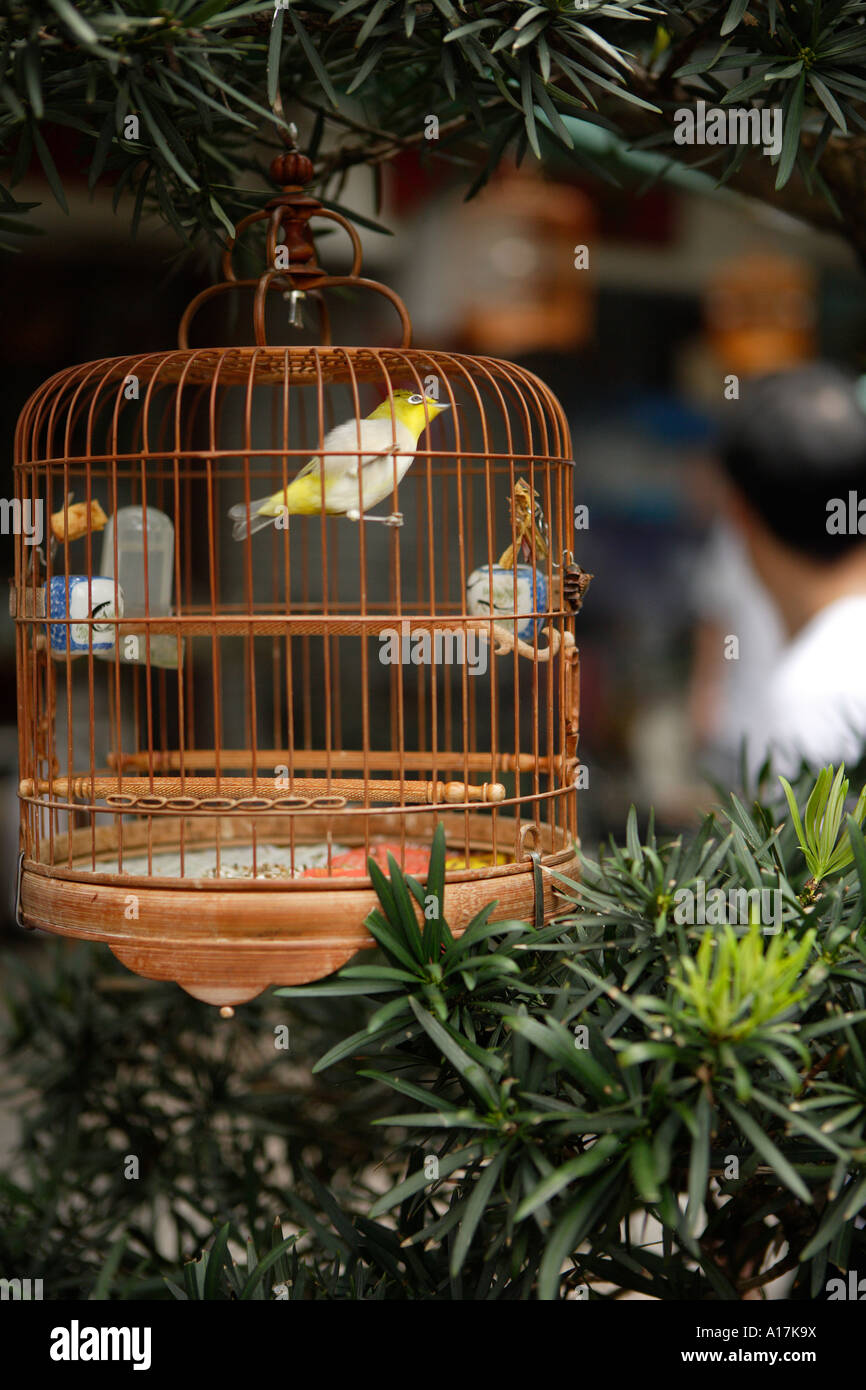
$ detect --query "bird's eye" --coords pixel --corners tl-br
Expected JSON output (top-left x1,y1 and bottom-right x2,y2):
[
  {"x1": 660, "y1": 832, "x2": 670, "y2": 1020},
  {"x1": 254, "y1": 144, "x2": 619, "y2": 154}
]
[{"x1": 407, "y1": 393, "x2": 424, "y2": 405}]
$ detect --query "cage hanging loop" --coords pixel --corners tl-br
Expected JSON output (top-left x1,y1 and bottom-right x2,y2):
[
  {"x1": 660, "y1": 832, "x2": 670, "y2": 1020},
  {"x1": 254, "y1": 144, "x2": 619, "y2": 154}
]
[
  {"x1": 217, "y1": 201, "x2": 363, "y2": 287},
  {"x1": 179, "y1": 202, "x2": 412, "y2": 349},
  {"x1": 251, "y1": 271, "x2": 412, "y2": 349},
  {"x1": 177, "y1": 135, "x2": 413, "y2": 348}
]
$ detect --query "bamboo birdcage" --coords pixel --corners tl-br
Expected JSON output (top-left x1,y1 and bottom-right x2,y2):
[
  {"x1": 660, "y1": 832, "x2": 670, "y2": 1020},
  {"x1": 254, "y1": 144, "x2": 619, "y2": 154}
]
[{"x1": 12, "y1": 148, "x2": 583, "y2": 1007}]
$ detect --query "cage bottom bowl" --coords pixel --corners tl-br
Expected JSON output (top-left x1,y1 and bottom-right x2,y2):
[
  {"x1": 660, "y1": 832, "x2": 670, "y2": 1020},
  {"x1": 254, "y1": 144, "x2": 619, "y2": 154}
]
[{"x1": 19, "y1": 811, "x2": 579, "y2": 1005}]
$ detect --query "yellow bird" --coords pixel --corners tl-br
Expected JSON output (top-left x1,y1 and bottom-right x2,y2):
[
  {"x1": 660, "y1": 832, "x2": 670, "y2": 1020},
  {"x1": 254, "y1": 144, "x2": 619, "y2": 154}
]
[{"x1": 229, "y1": 389, "x2": 449, "y2": 540}]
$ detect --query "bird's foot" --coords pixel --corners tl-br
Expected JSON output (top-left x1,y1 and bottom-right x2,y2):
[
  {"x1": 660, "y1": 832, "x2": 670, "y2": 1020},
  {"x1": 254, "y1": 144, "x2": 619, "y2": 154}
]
[{"x1": 346, "y1": 510, "x2": 403, "y2": 528}]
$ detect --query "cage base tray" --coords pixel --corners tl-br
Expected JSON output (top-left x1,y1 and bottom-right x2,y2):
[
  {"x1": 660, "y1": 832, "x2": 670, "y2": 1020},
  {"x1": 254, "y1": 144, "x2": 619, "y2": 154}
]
[{"x1": 20, "y1": 812, "x2": 579, "y2": 1005}]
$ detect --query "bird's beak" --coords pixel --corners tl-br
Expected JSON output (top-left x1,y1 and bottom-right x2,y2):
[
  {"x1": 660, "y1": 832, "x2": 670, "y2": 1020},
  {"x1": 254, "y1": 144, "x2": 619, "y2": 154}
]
[{"x1": 434, "y1": 402, "x2": 451, "y2": 411}]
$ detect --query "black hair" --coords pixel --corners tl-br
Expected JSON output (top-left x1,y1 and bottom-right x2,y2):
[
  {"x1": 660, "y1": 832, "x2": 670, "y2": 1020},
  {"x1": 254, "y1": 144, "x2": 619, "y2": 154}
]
[{"x1": 719, "y1": 364, "x2": 866, "y2": 561}]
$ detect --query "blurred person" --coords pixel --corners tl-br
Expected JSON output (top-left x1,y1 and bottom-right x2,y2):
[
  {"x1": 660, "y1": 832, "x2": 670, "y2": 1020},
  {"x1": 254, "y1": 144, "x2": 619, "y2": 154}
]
[
  {"x1": 684, "y1": 251, "x2": 815, "y2": 784},
  {"x1": 689, "y1": 519, "x2": 784, "y2": 774},
  {"x1": 718, "y1": 364, "x2": 866, "y2": 777}
]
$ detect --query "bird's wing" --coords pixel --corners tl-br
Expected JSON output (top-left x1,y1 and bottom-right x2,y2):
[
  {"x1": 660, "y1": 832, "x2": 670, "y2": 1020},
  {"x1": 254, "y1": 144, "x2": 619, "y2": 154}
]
[
  {"x1": 266, "y1": 419, "x2": 412, "y2": 509},
  {"x1": 361, "y1": 444, "x2": 400, "y2": 469},
  {"x1": 294, "y1": 455, "x2": 320, "y2": 479},
  {"x1": 284, "y1": 420, "x2": 368, "y2": 485}
]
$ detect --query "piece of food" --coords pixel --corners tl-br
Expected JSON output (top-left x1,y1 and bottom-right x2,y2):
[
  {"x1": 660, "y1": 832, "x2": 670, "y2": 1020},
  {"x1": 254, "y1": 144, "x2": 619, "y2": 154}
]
[
  {"x1": 302, "y1": 843, "x2": 431, "y2": 877},
  {"x1": 50, "y1": 498, "x2": 109, "y2": 543}
]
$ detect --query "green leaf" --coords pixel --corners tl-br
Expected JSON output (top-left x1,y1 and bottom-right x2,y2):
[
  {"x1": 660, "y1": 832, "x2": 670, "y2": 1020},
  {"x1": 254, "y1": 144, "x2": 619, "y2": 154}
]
[
  {"x1": 513, "y1": 17, "x2": 548, "y2": 52},
  {"x1": 520, "y1": 58, "x2": 541, "y2": 158},
  {"x1": 47, "y1": 0, "x2": 99, "y2": 44},
  {"x1": 506, "y1": 1013, "x2": 623, "y2": 1103},
  {"x1": 134, "y1": 88, "x2": 198, "y2": 191},
  {"x1": 780, "y1": 776, "x2": 807, "y2": 856},
  {"x1": 625, "y1": 804, "x2": 643, "y2": 867},
  {"x1": 339, "y1": 963, "x2": 418, "y2": 983},
  {"x1": 723, "y1": 70, "x2": 777, "y2": 103},
  {"x1": 187, "y1": 0, "x2": 240, "y2": 21},
  {"x1": 368, "y1": 1143, "x2": 481, "y2": 1217},
  {"x1": 763, "y1": 61, "x2": 805, "y2": 80},
  {"x1": 844, "y1": 815, "x2": 866, "y2": 908},
  {"x1": 267, "y1": 6, "x2": 285, "y2": 110},
  {"x1": 347, "y1": 39, "x2": 387, "y2": 95},
  {"x1": 537, "y1": 1165, "x2": 624, "y2": 1300},
  {"x1": 444, "y1": 19, "x2": 496, "y2": 43},
  {"x1": 530, "y1": 72, "x2": 574, "y2": 149},
  {"x1": 366, "y1": 993, "x2": 413, "y2": 1033},
  {"x1": 204, "y1": 1222, "x2": 231, "y2": 1300},
  {"x1": 424, "y1": 821, "x2": 447, "y2": 958},
  {"x1": 515, "y1": 1134, "x2": 621, "y2": 1220},
  {"x1": 90, "y1": 1235, "x2": 128, "y2": 1300},
  {"x1": 450, "y1": 1151, "x2": 505, "y2": 1276},
  {"x1": 721, "y1": 0, "x2": 751, "y2": 37},
  {"x1": 0, "y1": 81, "x2": 25, "y2": 122},
  {"x1": 384, "y1": 853, "x2": 426, "y2": 959},
  {"x1": 276, "y1": 979, "x2": 402, "y2": 997},
  {"x1": 241, "y1": 1234, "x2": 298, "y2": 1300},
  {"x1": 23, "y1": 47, "x2": 44, "y2": 120},
  {"x1": 686, "y1": 1092, "x2": 712, "y2": 1234},
  {"x1": 356, "y1": 0, "x2": 391, "y2": 47},
  {"x1": 363, "y1": 913, "x2": 421, "y2": 974},
  {"x1": 318, "y1": 197, "x2": 395, "y2": 236},
  {"x1": 31, "y1": 124, "x2": 68, "y2": 212},
  {"x1": 359, "y1": 1067, "x2": 460, "y2": 1113},
  {"x1": 289, "y1": 9, "x2": 340, "y2": 107},
  {"x1": 167, "y1": 70, "x2": 257, "y2": 129},
  {"x1": 183, "y1": 57, "x2": 282, "y2": 127},
  {"x1": 408, "y1": 995, "x2": 499, "y2": 1109},
  {"x1": 723, "y1": 1097, "x2": 812, "y2": 1203},
  {"x1": 800, "y1": 1173, "x2": 866, "y2": 1261},
  {"x1": 209, "y1": 192, "x2": 236, "y2": 239},
  {"x1": 804, "y1": 766, "x2": 832, "y2": 849},
  {"x1": 753, "y1": 1088, "x2": 845, "y2": 1159},
  {"x1": 312, "y1": 1020, "x2": 408, "y2": 1072},
  {"x1": 88, "y1": 112, "x2": 116, "y2": 192},
  {"x1": 630, "y1": 1136, "x2": 662, "y2": 1204}
]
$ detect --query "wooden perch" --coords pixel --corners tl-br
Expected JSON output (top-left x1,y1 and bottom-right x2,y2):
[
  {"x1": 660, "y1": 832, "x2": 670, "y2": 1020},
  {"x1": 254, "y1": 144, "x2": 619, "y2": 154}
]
[{"x1": 20, "y1": 775, "x2": 508, "y2": 808}]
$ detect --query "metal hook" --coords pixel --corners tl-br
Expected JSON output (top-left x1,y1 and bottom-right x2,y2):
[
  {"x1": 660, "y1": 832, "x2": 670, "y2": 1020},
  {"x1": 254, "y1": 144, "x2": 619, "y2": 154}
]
[{"x1": 283, "y1": 288, "x2": 306, "y2": 328}]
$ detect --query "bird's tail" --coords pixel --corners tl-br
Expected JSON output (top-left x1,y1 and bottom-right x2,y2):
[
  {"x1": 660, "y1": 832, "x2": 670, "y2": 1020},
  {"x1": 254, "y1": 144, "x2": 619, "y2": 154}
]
[{"x1": 228, "y1": 497, "x2": 283, "y2": 541}]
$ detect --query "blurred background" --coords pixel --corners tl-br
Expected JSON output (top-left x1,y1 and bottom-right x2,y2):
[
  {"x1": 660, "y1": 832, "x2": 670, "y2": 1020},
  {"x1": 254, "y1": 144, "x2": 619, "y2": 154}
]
[{"x1": 3, "y1": 140, "x2": 866, "y2": 932}]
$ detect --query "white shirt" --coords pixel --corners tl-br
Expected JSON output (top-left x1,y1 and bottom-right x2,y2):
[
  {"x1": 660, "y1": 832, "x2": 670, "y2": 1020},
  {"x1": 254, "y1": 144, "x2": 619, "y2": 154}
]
[
  {"x1": 693, "y1": 523, "x2": 785, "y2": 752},
  {"x1": 744, "y1": 594, "x2": 866, "y2": 777}
]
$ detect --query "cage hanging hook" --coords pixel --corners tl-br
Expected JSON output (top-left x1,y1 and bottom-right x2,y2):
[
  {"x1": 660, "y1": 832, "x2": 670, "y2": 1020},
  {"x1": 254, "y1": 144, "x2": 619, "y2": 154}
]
[{"x1": 283, "y1": 287, "x2": 306, "y2": 328}]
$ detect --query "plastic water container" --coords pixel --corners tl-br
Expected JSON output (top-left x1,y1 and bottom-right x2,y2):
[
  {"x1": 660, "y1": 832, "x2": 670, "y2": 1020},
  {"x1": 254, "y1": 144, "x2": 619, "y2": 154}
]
[{"x1": 99, "y1": 506, "x2": 182, "y2": 669}]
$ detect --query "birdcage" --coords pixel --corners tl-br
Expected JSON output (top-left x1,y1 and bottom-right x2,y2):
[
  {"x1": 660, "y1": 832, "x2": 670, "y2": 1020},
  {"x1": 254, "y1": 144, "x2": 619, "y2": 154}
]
[{"x1": 12, "y1": 146, "x2": 585, "y2": 1007}]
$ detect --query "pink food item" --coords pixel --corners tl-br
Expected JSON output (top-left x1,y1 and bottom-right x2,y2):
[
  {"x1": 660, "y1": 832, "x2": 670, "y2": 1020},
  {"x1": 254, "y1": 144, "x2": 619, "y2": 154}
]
[{"x1": 302, "y1": 843, "x2": 431, "y2": 878}]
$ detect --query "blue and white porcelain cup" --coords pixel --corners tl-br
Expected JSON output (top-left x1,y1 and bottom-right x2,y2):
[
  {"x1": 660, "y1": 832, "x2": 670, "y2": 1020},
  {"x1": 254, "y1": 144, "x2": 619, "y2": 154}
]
[
  {"x1": 466, "y1": 564, "x2": 548, "y2": 640},
  {"x1": 47, "y1": 576, "x2": 124, "y2": 656}
]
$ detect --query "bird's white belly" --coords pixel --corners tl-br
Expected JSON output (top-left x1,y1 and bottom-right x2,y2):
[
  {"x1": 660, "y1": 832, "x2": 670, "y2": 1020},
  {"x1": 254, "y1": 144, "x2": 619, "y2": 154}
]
[{"x1": 325, "y1": 450, "x2": 416, "y2": 511}]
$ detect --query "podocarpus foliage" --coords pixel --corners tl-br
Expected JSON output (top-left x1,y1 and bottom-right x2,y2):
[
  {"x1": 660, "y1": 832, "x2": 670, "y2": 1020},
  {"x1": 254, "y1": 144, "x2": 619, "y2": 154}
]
[
  {"x1": 2, "y1": 761, "x2": 866, "y2": 1299},
  {"x1": 1, "y1": 3, "x2": 866, "y2": 256},
  {"x1": 263, "y1": 768, "x2": 866, "y2": 1300}
]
